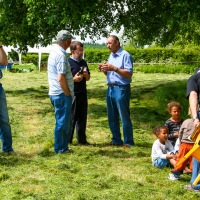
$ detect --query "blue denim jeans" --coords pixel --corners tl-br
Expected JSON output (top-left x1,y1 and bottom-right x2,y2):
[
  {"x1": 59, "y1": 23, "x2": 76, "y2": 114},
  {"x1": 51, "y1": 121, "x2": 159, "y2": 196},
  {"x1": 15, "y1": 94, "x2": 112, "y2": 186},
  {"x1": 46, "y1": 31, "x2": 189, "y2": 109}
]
[
  {"x1": 106, "y1": 84, "x2": 134, "y2": 146},
  {"x1": 190, "y1": 157, "x2": 200, "y2": 190},
  {"x1": 50, "y1": 93, "x2": 72, "y2": 153},
  {"x1": 153, "y1": 158, "x2": 170, "y2": 168},
  {"x1": 0, "y1": 83, "x2": 13, "y2": 152}
]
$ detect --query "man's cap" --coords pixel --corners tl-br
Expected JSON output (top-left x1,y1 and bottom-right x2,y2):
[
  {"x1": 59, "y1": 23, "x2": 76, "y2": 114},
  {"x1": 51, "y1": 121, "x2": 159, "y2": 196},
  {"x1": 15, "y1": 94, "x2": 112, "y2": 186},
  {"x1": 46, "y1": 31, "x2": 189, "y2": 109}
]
[{"x1": 56, "y1": 30, "x2": 75, "y2": 41}]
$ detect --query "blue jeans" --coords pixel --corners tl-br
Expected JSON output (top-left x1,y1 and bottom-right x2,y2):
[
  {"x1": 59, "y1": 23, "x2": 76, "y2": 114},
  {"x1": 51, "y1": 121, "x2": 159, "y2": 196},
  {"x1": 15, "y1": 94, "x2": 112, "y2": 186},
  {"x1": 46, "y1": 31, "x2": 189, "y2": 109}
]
[
  {"x1": 50, "y1": 93, "x2": 72, "y2": 154},
  {"x1": 0, "y1": 83, "x2": 13, "y2": 152},
  {"x1": 190, "y1": 157, "x2": 200, "y2": 190},
  {"x1": 153, "y1": 158, "x2": 170, "y2": 168},
  {"x1": 106, "y1": 84, "x2": 134, "y2": 146}
]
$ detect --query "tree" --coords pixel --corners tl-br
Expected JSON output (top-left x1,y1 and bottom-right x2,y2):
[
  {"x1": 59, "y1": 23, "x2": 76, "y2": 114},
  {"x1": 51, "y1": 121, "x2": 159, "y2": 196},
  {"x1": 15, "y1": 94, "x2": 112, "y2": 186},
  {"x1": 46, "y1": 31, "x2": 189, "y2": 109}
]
[
  {"x1": 0, "y1": 0, "x2": 200, "y2": 51},
  {"x1": 121, "y1": 0, "x2": 200, "y2": 47}
]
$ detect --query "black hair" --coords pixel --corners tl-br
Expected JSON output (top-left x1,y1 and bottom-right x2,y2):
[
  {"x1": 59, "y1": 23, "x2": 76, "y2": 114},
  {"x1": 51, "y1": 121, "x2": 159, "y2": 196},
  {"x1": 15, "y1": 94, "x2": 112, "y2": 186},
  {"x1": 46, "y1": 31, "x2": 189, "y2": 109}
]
[{"x1": 153, "y1": 125, "x2": 169, "y2": 137}]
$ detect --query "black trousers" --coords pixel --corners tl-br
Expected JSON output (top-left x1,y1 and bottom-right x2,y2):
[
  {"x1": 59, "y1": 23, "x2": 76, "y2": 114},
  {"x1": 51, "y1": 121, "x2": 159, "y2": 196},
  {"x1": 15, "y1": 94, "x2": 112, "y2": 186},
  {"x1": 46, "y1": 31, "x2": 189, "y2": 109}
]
[{"x1": 70, "y1": 93, "x2": 88, "y2": 144}]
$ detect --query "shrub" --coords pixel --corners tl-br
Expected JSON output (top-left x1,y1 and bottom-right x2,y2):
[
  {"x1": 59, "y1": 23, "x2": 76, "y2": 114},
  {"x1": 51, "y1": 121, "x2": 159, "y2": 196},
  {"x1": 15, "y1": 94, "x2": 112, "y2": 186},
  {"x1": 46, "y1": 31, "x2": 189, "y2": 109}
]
[{"x1": 135, "y1": 64, "x2": 199, "y2": 74}]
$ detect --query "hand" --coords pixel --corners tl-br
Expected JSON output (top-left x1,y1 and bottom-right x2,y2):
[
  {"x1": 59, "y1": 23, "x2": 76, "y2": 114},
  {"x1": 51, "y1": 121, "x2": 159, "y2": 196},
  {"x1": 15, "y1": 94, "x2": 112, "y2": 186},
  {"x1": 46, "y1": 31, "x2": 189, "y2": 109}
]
[
  {"x1": 74, "y1": 73, "x2": 83, "y2": 82},
  {"x1": 101, "y1": 63, "x2": 116, "y2": 72},
  {"x1": 83, "y1": 70, "x2": 89, "y2": 78},
  {"x1": 173, "y1": 132, "x2": 179, "y2": 137},
  {"x1": 98, "y1": 62, "x2": 107, "y2": 72},
  {"x1": 194, "y1": 118, "x2": 200, "y2": 127},
  {"x1": 172, "y1": 154, "x2": 177, "y2": 160},
  {"x1": 98, "y1": 61, "x2": 110, "y2": 72}
]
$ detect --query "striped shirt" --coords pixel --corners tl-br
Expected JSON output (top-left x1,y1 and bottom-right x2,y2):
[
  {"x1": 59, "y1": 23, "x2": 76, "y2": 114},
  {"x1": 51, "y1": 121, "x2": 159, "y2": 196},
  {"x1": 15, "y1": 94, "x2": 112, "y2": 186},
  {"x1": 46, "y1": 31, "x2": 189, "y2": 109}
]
[{"x1": 48, "y1": 45, "x2": 74, "y2": 96}]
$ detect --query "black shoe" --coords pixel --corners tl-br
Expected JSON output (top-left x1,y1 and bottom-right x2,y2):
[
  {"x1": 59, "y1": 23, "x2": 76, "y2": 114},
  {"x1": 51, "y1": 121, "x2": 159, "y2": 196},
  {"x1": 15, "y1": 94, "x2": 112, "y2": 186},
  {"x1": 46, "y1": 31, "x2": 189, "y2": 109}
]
[{"x1": 79, "y1": 141, "x2": 91, "y2": 145}]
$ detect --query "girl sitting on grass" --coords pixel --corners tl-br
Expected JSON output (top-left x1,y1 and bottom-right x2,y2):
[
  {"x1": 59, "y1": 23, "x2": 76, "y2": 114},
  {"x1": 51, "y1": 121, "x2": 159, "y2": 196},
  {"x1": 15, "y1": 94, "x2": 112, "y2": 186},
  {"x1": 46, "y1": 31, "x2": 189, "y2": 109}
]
[{"x1": 151, "y1": 125, "x2": 177, "y2": 168}]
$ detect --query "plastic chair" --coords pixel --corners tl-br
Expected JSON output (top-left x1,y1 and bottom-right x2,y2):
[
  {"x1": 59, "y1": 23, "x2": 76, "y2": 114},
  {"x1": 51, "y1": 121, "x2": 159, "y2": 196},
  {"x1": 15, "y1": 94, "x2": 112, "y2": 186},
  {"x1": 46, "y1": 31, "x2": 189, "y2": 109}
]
[{"x1": 176, "y1": 134, "x2": 200, "y2": 186}]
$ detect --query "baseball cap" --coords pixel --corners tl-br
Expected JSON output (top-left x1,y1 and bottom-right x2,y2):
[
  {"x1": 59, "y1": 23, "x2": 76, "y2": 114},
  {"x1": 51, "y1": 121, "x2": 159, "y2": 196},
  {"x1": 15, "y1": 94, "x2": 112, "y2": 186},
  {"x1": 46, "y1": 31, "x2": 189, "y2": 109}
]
[{"x1": 56, "y1": 30, "x2": 75, "y2": 41}]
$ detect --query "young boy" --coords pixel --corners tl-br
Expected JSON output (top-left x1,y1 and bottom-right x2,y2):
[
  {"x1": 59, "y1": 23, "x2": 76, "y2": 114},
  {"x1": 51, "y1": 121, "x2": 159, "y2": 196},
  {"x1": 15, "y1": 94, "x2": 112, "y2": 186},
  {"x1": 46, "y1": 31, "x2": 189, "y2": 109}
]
[{"x1": 151, "y1": 125, "x2": 177, "y2": 168}]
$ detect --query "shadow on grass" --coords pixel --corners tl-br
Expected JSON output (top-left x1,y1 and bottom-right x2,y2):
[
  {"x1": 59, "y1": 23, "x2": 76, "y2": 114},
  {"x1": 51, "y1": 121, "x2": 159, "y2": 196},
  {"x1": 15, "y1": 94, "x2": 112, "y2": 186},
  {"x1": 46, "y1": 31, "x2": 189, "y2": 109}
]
[
  {"x1": 6, "y1": 86, "x2": 49, "y2": 100},
  {"x1": 4, "y1": 78, "x2": 189, "y2": 147}
]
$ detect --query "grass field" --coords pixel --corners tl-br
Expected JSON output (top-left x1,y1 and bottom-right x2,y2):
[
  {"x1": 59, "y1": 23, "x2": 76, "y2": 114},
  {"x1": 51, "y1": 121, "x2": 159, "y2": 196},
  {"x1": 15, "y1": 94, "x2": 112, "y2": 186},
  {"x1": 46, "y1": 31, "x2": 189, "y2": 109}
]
[{"x1": 0, "y1": 69, "x2": 199, "y2": 200}]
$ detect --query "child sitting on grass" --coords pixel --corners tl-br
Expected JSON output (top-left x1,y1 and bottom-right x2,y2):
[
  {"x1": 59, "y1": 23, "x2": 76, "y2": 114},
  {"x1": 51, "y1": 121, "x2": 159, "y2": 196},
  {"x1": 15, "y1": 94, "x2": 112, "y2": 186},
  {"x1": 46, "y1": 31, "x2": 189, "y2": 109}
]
[
  {"x1": 151, "y1": 125, "x2": 177, "y2": 168},
  {"x1": 165, "y1": 102, "x2": 184, "y2": 147},
  {"x1": 168, "y1": 109, "x2": 195, "y2": 180}
]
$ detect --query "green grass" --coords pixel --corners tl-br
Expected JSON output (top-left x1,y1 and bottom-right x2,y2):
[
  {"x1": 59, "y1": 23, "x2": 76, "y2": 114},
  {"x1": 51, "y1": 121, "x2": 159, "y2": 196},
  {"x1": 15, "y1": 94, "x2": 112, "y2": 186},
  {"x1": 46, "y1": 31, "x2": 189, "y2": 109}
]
[{"x1": 0, "y1": 70, "x2": 199, "y2": 199}]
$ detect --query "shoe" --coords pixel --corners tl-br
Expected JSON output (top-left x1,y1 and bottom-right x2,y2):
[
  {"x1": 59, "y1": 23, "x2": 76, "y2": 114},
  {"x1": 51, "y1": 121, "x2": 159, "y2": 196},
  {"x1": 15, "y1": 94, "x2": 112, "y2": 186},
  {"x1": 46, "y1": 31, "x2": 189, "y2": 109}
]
[
  {"x1": 3, "y1": 150, "x2": 18, "y2": 156},
  {"x1": 122, "y1": 144, "x2": 132, "y2": 148},
  {"x1": 65, "y1": 148, "x2": 74, "y2": 154},
  {"x1": 79, "y1": 141, "x2": 91, "y2": 146},
  {"x1": 106, "y1": 141, "x2": 123, "y2": 147},
  {"x1": 58, "y1": 148, "x2": 74, "y2": 154},
  {"x1": 184, "y1": 185, "x2": 200, "y2": 192},
  {"x1": 168, "y1": 173, "x2": 180, "y2": 181}
]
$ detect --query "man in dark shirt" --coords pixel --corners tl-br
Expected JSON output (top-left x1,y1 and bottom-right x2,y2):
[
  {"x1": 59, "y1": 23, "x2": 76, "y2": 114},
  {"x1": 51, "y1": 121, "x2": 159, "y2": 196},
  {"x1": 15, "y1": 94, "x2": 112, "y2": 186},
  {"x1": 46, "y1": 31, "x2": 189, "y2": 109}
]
[{"x1": 68, "y1": 41, "x2": 90, "y2": 145}]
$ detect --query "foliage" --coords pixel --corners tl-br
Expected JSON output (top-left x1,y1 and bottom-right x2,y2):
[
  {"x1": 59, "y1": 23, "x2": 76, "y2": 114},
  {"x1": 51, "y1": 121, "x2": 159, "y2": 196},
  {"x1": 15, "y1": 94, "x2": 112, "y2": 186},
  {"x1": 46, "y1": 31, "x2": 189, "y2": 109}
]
[
  {"x1": 122, "y1": 0, "x2": 200, "y2": 47},
  {"x1": 135, "y1": 64, "x2": 199, "y2": 74},
  {"x1": 85, "y1": 46, "x2": 200, "y2": 64},
  {"x1": 0, "y1": 0, "x2": 200, "y2": 51},
  {"x1": 11, "y1": 46, "x2": 200, "y2": 67},
  {"x1": 8, "y1": 49, "x2": 19, "y2": 61},
  {"x1": 21, "y1": 53, "x2": 49, "y2": 67}
]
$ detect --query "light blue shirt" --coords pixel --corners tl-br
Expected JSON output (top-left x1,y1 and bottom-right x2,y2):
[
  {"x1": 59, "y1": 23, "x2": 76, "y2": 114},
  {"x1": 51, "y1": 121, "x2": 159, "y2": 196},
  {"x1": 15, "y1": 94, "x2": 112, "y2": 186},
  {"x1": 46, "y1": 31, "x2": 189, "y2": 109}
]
[
  {"x1": 48, "y1": 45, "x2": 74, "y2": 96},
  {"x1": 107, "y1": 48, "x2": 133, "y2": 85}
]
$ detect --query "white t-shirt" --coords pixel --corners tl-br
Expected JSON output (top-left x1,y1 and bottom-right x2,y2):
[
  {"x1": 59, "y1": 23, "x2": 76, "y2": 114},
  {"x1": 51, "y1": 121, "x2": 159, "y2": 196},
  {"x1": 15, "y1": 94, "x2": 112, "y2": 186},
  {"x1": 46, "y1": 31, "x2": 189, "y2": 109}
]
[{"x1": 151, "y1": 139, "x2": 175, "y2": 163}]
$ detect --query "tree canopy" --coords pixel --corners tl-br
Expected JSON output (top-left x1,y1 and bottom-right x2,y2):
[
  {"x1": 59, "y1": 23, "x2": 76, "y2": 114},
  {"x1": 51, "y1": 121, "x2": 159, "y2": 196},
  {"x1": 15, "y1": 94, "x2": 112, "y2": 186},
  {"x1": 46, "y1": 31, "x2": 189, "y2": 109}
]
[{"x1": 0, "y1": 0, "x2": 200, "y2": 51}]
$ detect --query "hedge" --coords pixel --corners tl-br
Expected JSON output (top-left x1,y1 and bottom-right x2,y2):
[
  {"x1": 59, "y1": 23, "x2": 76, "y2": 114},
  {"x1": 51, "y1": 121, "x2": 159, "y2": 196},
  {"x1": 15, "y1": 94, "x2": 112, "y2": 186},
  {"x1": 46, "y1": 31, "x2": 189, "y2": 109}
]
[{"x1": 17, "y1": 46, "x2": 200, "y2": 67}]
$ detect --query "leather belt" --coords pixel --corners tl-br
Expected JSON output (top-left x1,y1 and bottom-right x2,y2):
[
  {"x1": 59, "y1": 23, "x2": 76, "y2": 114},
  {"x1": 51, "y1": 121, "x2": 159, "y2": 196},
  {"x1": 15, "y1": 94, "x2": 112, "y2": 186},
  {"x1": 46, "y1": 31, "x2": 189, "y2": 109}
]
[{"x1": 107, "y1": 84, "x2": 118, "y2": 87}]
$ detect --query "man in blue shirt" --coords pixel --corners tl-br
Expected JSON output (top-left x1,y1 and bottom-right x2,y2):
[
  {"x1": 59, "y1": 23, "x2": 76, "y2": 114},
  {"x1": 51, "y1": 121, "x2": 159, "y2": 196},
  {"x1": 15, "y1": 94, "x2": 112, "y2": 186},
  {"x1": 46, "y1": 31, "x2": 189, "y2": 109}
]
[
  {"x1": 48, "y1": 30, "x2": 75, "y2": 154},
  {"x1": 98, "y1": 35, "x2": 134, "y2": 147}
]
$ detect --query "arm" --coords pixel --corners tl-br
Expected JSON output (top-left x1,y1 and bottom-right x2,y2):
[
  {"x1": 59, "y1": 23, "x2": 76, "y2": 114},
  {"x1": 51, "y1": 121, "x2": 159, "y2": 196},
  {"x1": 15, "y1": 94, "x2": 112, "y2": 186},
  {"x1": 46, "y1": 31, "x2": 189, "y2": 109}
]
[
  {"x1": 73, "y1": 73, "x2": 83, "y2": 82},
  {"x1": 189, "y1": 91, "x2": 199, "y2": 127},
  {"x1": 58, "y1": 73, "x2": 71, "y2": 96},
  {"x1": 104, "y1": 63, "x2": 132, "y2": 78},
  {"x1": 0, "y1": 46, "x2": 8, "y2": 66}
]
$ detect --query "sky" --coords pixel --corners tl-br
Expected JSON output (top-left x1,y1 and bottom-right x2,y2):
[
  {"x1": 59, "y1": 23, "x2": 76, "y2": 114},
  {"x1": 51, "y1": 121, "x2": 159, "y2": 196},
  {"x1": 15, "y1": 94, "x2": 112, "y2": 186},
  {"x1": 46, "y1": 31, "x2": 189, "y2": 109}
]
[{"x1": 74, "y1": 29, "x2": 124, "y2": 44}]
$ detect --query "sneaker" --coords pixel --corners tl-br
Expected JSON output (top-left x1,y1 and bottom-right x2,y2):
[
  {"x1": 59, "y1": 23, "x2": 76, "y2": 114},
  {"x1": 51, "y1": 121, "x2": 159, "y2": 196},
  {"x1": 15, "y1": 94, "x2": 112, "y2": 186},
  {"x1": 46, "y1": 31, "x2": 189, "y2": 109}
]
[
  {"x1": 184, "y1": 185, "x2": 200, "y2": 192},
  {"x1": 168, "y1": 173, "x2": 180, "y2": 181}
]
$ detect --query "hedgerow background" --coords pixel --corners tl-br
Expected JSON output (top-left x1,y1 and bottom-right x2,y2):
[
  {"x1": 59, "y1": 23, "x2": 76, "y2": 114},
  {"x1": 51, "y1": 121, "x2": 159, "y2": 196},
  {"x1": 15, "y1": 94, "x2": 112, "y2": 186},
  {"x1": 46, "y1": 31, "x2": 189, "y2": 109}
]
[{"x1": 8, "y1": 45, "x2": 200, "y2": 71}]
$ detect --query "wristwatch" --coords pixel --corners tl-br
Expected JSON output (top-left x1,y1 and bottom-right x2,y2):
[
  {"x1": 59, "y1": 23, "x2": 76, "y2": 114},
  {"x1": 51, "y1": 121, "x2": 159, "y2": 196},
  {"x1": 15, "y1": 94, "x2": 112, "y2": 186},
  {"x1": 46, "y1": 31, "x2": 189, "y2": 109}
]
[{"x1": 193, "y1": 116, "x2": 199, "y2": 120}]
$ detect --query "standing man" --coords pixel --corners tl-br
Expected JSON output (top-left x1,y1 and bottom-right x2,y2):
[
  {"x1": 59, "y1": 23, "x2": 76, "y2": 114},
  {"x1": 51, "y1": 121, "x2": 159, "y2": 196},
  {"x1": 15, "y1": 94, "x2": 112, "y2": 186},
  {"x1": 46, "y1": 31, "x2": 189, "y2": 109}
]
[
  {"x1": 0, "y1": 44, "x2": 16, "y2": 155},
  {"x1": 184, "y1": 70, "x2": 200, "y2": 191},
  {"x1": 48, "y1": 30, "x2": 75, "y2": 154},
  {"x1": 98, "y1": 35, "x2": 134, "y2": 147},
  {"x1": 68, "y1": 41, "x2": 90, "y2": 145}
]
